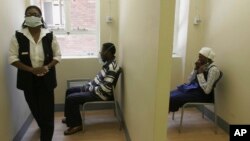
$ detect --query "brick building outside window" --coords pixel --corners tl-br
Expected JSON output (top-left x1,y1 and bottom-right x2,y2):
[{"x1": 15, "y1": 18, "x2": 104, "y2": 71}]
[{"x1": 34, "y1": 0, "x2": 99, "y2": 58}]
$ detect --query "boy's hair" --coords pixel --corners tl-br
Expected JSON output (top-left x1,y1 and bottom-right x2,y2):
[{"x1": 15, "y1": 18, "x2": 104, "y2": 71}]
[{"x1": 102, "y1": 42, "x2": 116, "y2": 55}]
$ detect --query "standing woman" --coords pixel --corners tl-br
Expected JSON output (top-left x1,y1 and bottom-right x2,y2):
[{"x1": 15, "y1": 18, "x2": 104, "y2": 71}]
[{"x1": 8, "y1": 5, "x2": 61, "y2": 141}]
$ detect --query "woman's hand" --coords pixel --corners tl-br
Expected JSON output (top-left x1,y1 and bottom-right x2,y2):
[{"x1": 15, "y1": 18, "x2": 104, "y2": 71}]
[
  {"x1": 197, "y1": 64, "x2": 208, "y2": 74},
  {"x1": 194, "y1": 61, "x2": 201, "y2": 70},
  {"x1": 31, "y1": 66, "x2": 49, "y2": 76}
]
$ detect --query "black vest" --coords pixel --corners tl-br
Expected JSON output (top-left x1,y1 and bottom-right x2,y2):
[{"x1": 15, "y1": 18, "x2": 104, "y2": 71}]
[{"x1": 15, "y1": 31, "x2": 57, "y2": 90}]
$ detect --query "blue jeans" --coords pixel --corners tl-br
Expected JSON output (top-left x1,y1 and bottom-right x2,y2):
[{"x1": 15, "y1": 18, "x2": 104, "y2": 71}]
[{"x1": 64, "y1": 86, "x2": 102, "y2": 127}]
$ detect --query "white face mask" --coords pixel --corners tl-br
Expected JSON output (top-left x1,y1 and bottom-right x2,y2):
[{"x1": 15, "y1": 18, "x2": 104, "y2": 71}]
[{"x1": 24, "y1": 16, "x2": 42, "y2": 27}]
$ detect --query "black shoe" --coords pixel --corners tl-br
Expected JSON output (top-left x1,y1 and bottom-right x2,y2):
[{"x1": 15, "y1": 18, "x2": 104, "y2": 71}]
[
  {"x1": 62, "y1": 118, "x2": 66, "y2": 124},
  {"x1": 64, "y1": 126, "x2": 83, "y2": 135}
]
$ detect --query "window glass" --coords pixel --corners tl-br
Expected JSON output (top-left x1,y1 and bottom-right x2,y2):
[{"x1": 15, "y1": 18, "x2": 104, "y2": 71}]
[
  {"x1": 70, "y1": 0, "x2": 96, "y2": 31},
  {"x1": 57, "y1": 34, "x2": 97, "y2": 57},
  {"x1": 33, "y1": 0, "x2": 99, "y2": 58}
]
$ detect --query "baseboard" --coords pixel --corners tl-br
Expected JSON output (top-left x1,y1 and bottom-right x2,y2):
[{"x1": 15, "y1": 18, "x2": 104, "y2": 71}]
[
  {"x1": 13, "y1": 114, "x2": 33, "y2": 141},
  {"x1": 116, "y1": 104, "x2": 131, "y2": 141},
  {"x1": 123, "y1": 123, "x2": 132, "y2": 141},
  {"x1": 197, "y1": 106, "x2": 229, "y2": 133}
]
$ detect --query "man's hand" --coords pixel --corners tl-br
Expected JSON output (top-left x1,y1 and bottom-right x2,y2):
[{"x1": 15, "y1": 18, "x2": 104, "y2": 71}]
[{"x1": 194, "y1": 61, "x2": 201, "y2": 70}]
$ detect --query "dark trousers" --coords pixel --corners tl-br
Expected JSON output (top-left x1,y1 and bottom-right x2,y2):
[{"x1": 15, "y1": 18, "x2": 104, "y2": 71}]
[
  {"x1": 169, "y1": 88, "x2": 213, "y2": 112},
  {"x1": 64, "y1": 86, "x2": 102, "y2": 127},
  {"x1": 23, "y1": 77, "x2": 54, "y2": 141}
]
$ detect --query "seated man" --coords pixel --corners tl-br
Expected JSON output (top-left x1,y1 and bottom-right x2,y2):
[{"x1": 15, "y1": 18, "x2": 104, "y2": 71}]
[
  {"x1": 169, "y1": 47, "x2": 221, "y2": 112},
  {"x1": 63, "y1": 42, "x2": 120, "y2": 135}
]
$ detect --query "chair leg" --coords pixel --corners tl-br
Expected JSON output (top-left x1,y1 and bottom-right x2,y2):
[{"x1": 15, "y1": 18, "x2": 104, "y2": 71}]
[
  {"x1": 113, "y1": 108, "x2": 116, "y2": 116},
  {"x1": 179, "y1": 107, "x2": 185, "y2": 133},
  {"x1": 115, "y1": 108, "x2": 121, "y2": 130},
  {"x1": 117, "y1": 114, "x2": 122, "y2": 130},
  {"x1": 81, "y1": 106, "x2": 86, "y2": 132},
  {"x1": 214, "y1": 106, "x2": 218, "y2": 134},
  {"x1": 202, "y1": 105, "x2": 205, "y2": 119},
  {"x1": 114, "y1": 102, "x2": 122, "y2": 130}
]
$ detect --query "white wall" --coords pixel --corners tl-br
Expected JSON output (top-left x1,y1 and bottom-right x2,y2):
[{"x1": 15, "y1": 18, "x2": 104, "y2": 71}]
[
  {"x1": 0, "y1": 0, "x2": 28, "y2": 140},
  {"x1": 184, "y1": 0, "x2": 206, "y2": 78},
  {"x1": 100, "y1": 0, "x2": 119, "y2": 46},
  {"x1": 170, "y1": 56, "x2": 182, "y2": 90},
  {"x1": 184, "y1": 0, "x2": 250, "y2": 124},
  {"x1": 119, "y1": 0, "x2": 175, "y2": 140},
  {"x1": 202, "y1": 0, "x2": 250, "y2": 123}
]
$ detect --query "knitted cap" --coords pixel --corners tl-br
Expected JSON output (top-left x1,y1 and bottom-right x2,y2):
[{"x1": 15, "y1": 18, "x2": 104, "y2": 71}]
[{"x1": 199, "y1": 47, "x2": 215, "y2": 61}]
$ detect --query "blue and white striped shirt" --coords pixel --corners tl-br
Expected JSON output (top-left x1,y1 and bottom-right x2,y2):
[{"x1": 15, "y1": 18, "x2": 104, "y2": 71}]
[{"x1": 89, "y1": 59, "x2": 120, "y2": 100}]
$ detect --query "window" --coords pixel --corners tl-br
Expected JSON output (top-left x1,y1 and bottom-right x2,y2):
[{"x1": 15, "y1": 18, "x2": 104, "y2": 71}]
[
  {"x1": 172, "y1": 0, "x2": 189, "y2": 57},
  {"x1": 33, "y1": 0, "x2": 100, "y2": 58}
]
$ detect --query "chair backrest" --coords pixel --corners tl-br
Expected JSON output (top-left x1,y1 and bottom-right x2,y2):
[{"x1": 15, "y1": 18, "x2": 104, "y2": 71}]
[
  {"x1": 112, "y1": 67, "x2": 122, "y2": 88},
  {"x1": 213, "y1": 71, "x2": 223, "y2": 89},
  {"x1": 209, "y1": 71, "x2": 223, "y2": 103},
  {"x1": 81, "y1": 67, "x2": 122, "y2": 110},
  {"x1": 111, "y1": 67, "x2": 122, "y2": 101}
]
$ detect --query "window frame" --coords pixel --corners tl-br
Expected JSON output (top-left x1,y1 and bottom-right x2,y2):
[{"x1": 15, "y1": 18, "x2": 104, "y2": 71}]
[{"x1": 32, "y1": 0, "x2": 100, "y2": 58}]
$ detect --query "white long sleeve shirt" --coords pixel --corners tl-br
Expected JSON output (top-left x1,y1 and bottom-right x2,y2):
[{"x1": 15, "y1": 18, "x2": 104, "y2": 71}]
[
  {"x1": 187, "y1": 64, "x2": 221, "y2": 94},
  {"x1": 9, "y1": 28, "x2": 61, "y2": 67}
]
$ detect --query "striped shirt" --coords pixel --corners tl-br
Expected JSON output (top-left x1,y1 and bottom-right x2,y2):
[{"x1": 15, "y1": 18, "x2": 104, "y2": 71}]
[{"x1": 89, "y1": 59, "x2": 120, "y2": 100}]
